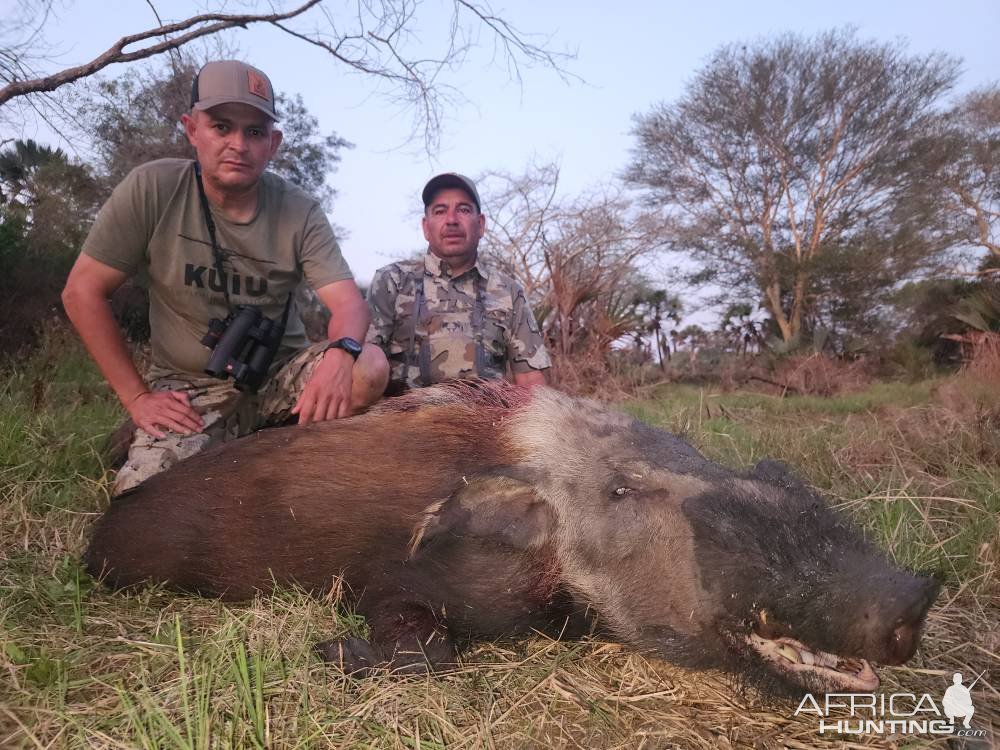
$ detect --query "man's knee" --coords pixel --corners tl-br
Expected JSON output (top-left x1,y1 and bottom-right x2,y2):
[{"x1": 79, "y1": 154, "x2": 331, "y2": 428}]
[
  {"x1": 351, "y1": 344, "x2": 389, "y2": 409},
  {"x1": 112, "y1": 428, "x2": 213, "y2": 495},
  {"x1": 110, "y1": 383, "x2": 242, "y2": 494}
]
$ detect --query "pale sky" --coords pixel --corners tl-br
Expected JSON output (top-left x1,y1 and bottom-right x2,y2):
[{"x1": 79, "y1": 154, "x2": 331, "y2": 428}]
[{"x1": 5, "y1": 0, "x2": 999, "y2": 308}]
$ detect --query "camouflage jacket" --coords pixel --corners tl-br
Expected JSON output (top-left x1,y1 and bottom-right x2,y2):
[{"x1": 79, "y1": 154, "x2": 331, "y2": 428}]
[{"x1": 366, "y1": 252, "x2": 551, "y2": 388}]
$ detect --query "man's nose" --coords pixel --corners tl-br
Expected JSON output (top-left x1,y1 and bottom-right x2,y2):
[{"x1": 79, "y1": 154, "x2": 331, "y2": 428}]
[{"x1": 227, "y1": 131, "x2": 249, "y2": 152}]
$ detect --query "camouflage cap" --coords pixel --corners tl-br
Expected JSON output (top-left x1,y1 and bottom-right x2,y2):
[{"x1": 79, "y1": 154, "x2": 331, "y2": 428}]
[
  {"x1": 190, "y1": 60, "x2": 279, "y2": 121},
  {"x1": 422, "y1": 173, "x2": 481, "y2": 213}
]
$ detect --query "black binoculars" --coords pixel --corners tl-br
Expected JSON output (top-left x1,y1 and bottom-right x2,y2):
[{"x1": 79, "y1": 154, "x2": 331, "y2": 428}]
[{"x1": 201, "y1": 305, "x2": 285, "y2": 393}]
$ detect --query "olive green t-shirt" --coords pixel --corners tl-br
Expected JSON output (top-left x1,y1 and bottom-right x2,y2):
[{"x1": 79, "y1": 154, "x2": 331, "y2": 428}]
[{"x1": 82, "y1": 159, "x2": 353, "y2": 379}]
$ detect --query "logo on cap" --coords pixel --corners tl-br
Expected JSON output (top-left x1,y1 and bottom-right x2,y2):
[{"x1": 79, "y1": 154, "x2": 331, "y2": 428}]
[{"x1": 247, "y1": 70, "x2": 270, "y2": 100}]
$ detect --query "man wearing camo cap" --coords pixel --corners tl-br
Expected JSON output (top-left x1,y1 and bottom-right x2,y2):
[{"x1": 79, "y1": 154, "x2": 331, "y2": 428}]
[
  {"x1": 62, "y1": 60, "x2": 389, "y2": 494},
  {"x1": 366, "y1": 173, "x2": 550, "y2": 392}
]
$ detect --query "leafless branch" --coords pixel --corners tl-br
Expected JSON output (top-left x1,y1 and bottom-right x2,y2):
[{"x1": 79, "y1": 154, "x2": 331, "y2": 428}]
[
  {"x1": 480, "y1": 161, "x2": 668, "y2": 360},
  {"x1": 0, "y1": 2, "x2": 323, "y2": 106},
  {"x1": 1, "y1": 1, "x2": 574, "y2": 153}
]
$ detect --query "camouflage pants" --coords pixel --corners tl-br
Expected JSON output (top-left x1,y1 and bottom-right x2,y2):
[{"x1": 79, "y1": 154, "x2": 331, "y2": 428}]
[{"x1": 112, "y1": 341, "x2": 329, "y2": 495}]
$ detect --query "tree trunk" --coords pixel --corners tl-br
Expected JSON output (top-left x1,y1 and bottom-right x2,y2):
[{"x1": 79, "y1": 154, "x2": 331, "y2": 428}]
[
  {"x1": 790, "y1": 271, "x2": 808, "y2": 342},
  {"x1": 764, "y1": 281, "x2": 794, "y2": 342}
]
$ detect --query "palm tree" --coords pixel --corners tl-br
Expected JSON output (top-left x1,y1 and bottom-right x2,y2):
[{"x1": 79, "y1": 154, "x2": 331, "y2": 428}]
[{"x1": 0, "y1": 139, "x2": 71, "y2": 209}]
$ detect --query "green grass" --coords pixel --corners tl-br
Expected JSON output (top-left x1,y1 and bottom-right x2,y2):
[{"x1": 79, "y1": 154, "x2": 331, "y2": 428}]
[{"x1": 1, "y1": 330, "x2": 997, "y2": 748}]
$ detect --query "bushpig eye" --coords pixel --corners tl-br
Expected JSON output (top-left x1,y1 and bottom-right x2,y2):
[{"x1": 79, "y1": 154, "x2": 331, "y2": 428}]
[{"x1": 613, "y1": 486, "x2": 635, "y2": 498}]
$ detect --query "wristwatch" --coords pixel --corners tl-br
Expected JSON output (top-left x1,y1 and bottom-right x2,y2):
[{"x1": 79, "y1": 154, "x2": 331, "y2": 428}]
[{"x1": 323, "y1": 337, "x2": 363, "y2": 360}]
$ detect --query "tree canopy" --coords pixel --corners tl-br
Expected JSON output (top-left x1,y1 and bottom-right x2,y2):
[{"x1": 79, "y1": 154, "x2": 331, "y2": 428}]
[
  {"x1": 626, "y1": 29, "x2": 961, "y2": 346},
  {"x1": 0, "y1": 139, "x2": 100, "y2": 353},
  {"x1": 932, "y1": 87, "x2": 1000, "y2": 270}
]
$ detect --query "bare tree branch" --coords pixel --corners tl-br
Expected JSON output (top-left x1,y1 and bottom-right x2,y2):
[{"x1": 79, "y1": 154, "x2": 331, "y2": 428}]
[
  {"x1": 480, "y1": 161, "x2": 669, "y2": 366},
  {"x1": 0, "y1": 2, "x2": 322, "y2": 105},
  {"x1": 1, "y1": 1, "x2": 574, "y2": 152}
]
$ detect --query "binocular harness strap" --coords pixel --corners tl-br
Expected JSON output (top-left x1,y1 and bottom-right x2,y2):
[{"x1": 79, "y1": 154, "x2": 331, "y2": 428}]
[
  {"x1": 405, "y1": 269, "x2": 487, "y2": 386},
  {"x1": 193, "y1": 162, "x2": 233, "y2": 312},
  {"x1": 194, "y1": 161, "x2": 292, "y2": 324}
]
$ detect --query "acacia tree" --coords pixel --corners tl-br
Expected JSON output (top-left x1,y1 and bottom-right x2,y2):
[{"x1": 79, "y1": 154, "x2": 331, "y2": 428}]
[
  {"x1": 1, "y1": 0, "x2": 570, "y2": 151},
  {"x1": 933, "y1": 86, "x2": 1000, "y2": 271},
  {"x1": 626, "y1": 29, "x2": 959, "y2": 346}
]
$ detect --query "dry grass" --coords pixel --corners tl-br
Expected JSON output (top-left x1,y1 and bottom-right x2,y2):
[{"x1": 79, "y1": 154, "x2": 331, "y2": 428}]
[
  {"x1": 1, "y1": 332, "x2": 997, "y2": 748},
  {"x1": 770, "y1": 354, "x2": 874, "y2": 397},
  {"x1": 6, "y1": 575, "x2": 990, "y2": 749}
]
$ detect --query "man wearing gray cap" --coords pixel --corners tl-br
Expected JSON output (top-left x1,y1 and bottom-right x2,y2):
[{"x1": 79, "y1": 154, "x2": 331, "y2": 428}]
[
  {"x1": 62, "y1": 60, "x2": 388, "y2": 494},
  {"x1": 366, "y1": 173, "x2": 550, "y2": 392}
]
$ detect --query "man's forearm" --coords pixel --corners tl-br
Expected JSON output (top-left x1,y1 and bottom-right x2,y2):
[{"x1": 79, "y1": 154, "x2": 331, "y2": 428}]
[
  {"x1": 63, "y1": 289, "x2": 148, "y2": 407},
  {"x1": 325, "y1": 294, "x2": 370, "y2": 343}
]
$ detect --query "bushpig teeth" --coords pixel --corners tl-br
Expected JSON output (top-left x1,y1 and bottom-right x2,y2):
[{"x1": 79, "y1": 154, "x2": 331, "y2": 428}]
[
  {"x1": 777, "y1": 644, "x2": 801, "y2": 663},
  {"x1": 816, "y1": 650, "x2": 838, "y2": 669},
  {"x1": 837, "y1": 658, "x2": 864, "y2": 673},
  {"x1": 857, "y1": 660, "x2": 876, "y2": 679},
  {"x1": 747, "y1": 633, "x2": 881, "y2": 690}
]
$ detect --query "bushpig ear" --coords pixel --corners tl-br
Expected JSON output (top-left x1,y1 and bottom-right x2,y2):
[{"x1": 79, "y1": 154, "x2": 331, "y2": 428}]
[
  {"x1": 750, "y1": 459, "x2": 809, "y2": 492},
  {"x1": 409, "y1": 472, "x2": 555, "y2": 558}
]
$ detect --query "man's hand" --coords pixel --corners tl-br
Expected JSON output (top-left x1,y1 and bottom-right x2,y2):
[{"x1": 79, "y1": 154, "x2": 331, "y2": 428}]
[
  {"x1": 292, "y1": 348, "x2": 354, "y2": 424},
  {"x1": 128, "y1": 391, "x2": 204, "y2": 439}
]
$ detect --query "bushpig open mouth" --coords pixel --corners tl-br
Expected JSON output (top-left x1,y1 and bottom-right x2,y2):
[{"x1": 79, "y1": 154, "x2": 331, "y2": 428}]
[{"x1": 747, "y1": 631, "x2": 880, "y2": 692}]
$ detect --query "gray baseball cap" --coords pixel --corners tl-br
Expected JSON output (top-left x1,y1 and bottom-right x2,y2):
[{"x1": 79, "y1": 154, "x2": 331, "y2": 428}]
[
  {"x1": 422, "y1": 173, "x2": 481, "y2": 213},
  {"x1": 190, "y1": 60, "x2": 279, "y2": 121}
]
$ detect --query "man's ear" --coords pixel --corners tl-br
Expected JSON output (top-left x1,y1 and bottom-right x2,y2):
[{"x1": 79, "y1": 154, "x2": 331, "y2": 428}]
[
  {"x1": 181, "y1": 112, "x2": 197, "y2": 147},
  {"x1": 409, "y1": 471, "x2": 554, "y2": 558},
  {"x1": 268, "y1": 127, "x2": 283, "y2": 158}
]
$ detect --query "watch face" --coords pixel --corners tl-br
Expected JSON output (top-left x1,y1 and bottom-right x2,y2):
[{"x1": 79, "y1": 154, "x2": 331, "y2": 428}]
[{"x1": 333, "y1": 337, "x2": 363, "y2": 357}]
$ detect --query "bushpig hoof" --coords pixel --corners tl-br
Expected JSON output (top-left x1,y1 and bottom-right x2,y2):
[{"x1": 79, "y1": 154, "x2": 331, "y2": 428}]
[
  {"x1": 315, "y1": 636, "x2": 379, "y2": 677},
  {"x1": 315, "y1": 630, "x2": 457, "y2": 677},
  {"x1": 379, "y1": 630, "x2": 458, "y2": 675}
]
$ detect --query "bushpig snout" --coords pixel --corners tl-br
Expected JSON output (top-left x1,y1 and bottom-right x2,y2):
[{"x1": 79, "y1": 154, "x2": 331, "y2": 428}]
[{"x1": 862, "y1": 574, "x2": 940, "y2": 666}]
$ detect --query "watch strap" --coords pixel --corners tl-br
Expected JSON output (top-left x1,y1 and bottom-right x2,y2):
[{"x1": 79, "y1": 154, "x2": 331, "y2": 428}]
[{"x1": 323, "y1": 337, "x2": 362, "y2": 360}]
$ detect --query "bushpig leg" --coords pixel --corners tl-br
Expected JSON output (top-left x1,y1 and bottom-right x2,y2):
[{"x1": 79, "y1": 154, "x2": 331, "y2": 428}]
[{"x1": 316, "y1": 600, "x2": 457, "y2": 675}]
